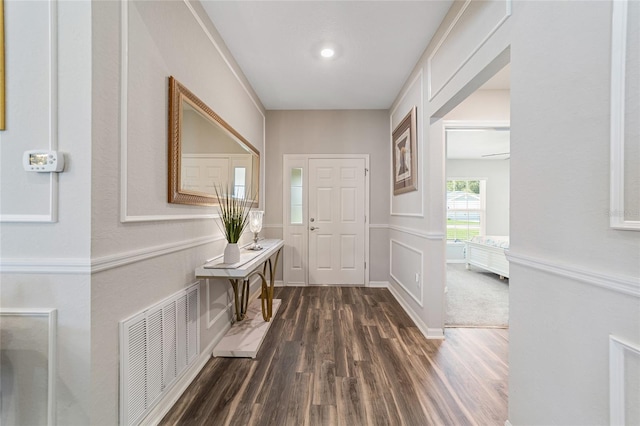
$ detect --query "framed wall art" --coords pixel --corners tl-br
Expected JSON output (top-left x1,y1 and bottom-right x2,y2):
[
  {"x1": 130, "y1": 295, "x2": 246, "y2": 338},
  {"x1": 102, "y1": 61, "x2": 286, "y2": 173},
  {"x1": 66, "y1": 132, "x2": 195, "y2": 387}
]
[{"x1": 392, "y1": 106, "x2": 417, "y2": 195}]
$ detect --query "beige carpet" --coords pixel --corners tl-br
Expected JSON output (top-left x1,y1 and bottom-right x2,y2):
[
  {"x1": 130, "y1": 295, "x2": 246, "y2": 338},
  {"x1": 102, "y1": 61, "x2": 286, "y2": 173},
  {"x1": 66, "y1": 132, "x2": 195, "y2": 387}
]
[{"x1": 445, "y1": 263, "x2": 509, "y2": 328}]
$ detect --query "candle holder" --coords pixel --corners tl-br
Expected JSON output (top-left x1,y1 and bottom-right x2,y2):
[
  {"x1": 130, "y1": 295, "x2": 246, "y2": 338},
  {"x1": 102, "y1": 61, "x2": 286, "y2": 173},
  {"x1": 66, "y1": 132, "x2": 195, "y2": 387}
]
[{"x1": 248, "y1": 210, "x2": 264, "y2": 250}]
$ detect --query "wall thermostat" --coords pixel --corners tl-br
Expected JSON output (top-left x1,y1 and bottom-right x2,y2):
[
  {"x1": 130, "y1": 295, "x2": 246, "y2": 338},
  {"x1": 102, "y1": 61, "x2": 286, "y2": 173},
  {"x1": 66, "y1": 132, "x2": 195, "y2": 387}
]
[{"x1": 23, "y1": 150, "x2": 65, "y2": 172}]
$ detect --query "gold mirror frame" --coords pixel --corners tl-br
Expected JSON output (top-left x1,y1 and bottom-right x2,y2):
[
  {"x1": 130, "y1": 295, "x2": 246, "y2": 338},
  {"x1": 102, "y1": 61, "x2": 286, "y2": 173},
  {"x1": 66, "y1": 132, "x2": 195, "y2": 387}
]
[{"x1": 168, "y1": 76, "x2": 260, "y2": 206}]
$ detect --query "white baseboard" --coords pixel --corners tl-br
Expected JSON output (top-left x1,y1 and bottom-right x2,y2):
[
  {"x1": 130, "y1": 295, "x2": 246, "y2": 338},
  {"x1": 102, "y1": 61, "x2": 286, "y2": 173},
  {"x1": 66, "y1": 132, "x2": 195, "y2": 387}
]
[
  {"x1": 386, "y1": 284, "x2": 444, "y2": 340},
  {"x1": 369, "y1": 280, "x2": 389, "y2": 288},
  {"x1": 426, "y1": 327, "x2": 445, "y2": 339}
]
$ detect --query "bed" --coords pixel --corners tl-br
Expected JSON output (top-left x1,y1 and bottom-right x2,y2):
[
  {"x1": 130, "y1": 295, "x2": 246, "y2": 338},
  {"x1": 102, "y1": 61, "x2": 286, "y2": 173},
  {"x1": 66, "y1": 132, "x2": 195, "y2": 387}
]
[{"x1": 465, "y1": 235, "x2": 510, "y2": 279}]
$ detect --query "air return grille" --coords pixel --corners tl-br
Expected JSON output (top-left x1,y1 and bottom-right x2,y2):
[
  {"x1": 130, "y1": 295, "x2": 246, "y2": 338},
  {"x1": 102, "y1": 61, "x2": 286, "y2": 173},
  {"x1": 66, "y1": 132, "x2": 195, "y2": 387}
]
[{"x1": 119, "y1": 283, "x2": 199, "y2": 426}]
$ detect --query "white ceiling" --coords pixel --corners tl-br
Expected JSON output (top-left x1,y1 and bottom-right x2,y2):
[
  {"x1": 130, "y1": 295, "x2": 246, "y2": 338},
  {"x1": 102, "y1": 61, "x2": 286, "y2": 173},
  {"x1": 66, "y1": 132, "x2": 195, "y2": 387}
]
[
  {"x1": 446, "y1": 128, "x2": 510, "y2": 160},
  {"x1": 201, "y1": 1, "x2": 454, "y2": 110}
]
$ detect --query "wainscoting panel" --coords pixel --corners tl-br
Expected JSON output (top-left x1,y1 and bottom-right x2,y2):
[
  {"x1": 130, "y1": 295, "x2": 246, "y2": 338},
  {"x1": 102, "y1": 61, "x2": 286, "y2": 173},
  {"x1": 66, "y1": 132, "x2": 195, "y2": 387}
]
[
  {"x1": 0, "y1": 309, "x2": 57, "y2": 425},
  {"x1": 390, "y1": 239, "x2": 423, "y2": 306},
  {"x1": 119, "y1": 283, "x2": 199, "y2": 426},
  {"x1": 428, "y1": 0, "x2": 511, "y2": 100},
  {"x1": 610, "y1": 335, "x2": 640, "y2": 425}
]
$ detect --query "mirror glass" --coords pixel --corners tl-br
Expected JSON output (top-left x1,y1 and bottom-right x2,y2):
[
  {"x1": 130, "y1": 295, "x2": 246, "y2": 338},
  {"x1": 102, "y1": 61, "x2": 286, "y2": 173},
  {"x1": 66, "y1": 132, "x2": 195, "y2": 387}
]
[{"x1": 168, "y1": 76, "x2": 259, "y2": 206}]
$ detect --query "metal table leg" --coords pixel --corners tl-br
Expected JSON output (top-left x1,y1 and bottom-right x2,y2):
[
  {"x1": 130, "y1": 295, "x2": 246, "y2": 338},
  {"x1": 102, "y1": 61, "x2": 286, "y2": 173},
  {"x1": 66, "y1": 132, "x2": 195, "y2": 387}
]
[
  {"x1": 228, "y1": 278, "x2": 251, "y2": 321},
  {"x1": 228, "y1": 246, "x2": 282, "y2": 322}
]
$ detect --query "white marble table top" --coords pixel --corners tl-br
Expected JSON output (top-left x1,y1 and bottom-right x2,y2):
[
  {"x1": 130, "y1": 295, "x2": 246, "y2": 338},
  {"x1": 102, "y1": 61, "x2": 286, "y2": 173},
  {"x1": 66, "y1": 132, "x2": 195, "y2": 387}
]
[{"x1": 195, "y1": 239, "x2": 284, "y2": 279}]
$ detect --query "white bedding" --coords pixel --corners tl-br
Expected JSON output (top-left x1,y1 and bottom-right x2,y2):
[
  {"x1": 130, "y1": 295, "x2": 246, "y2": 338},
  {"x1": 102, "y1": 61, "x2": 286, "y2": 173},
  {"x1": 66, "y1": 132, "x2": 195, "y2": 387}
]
[{"x1": 468, "y1": 235, "x2": 509, "y2": 249}]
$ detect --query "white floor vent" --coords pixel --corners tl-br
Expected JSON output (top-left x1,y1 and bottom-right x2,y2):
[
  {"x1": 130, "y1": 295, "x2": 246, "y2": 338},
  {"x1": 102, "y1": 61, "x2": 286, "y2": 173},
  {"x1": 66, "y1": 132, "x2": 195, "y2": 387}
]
[{"x1": 119, "y1": 283, "x2": 200, "y2": 426}]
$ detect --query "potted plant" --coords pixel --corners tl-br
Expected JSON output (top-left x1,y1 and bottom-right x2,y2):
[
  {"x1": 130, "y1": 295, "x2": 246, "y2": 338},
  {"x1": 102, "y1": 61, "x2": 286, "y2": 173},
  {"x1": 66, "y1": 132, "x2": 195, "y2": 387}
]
[{"x1": 214, "y1": 185, "x2": 254, "y2": 264}]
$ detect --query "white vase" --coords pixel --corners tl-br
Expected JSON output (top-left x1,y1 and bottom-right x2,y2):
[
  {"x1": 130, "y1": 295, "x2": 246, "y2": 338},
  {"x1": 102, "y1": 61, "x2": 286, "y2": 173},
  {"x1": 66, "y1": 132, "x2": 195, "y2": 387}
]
[{"x1": 224, "y1": 243, "x2": 240, "y2": 264}]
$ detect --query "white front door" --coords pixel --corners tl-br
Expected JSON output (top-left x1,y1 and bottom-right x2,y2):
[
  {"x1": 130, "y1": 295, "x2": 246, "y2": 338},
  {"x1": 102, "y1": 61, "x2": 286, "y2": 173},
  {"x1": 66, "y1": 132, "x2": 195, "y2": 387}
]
[{"x1": 308, "y1": 158, "x2": 365, "y2": 285}]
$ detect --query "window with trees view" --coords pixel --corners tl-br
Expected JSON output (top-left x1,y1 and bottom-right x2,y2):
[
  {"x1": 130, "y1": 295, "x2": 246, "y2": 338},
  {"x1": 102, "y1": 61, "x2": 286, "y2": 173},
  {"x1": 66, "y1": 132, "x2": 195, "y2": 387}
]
[{"x1": 447, "y1": 179, "x2": 486, "y2": 241}]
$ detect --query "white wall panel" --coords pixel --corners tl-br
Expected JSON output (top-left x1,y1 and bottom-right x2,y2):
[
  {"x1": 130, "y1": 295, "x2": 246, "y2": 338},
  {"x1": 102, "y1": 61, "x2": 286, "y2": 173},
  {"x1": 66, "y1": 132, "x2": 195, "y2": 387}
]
[
  {"x1": 610, "y1": 0, "x2": 640, "y2": 229},
  {"x1": 390, "y1": 239, "x2": 423, "y2": 306},
  {"x1": 428, "y1": 0, "x2": 511, "y2": 100},
  {"x1": 610, "y1": 336, "x2": 640, "y2": 425},
  {"x1": 0, "y1": 309, "x2": 57, "y2": 426},
  {"x1": 0, "y1": 0, "x2": 57, "y2": 222}
]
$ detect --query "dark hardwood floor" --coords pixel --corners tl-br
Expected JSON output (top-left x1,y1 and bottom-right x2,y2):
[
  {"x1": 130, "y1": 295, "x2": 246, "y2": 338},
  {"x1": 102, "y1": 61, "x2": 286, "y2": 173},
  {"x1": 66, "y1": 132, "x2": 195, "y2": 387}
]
[{"x1": 160, "y1": 287, "x2": 508, "y2": 425}]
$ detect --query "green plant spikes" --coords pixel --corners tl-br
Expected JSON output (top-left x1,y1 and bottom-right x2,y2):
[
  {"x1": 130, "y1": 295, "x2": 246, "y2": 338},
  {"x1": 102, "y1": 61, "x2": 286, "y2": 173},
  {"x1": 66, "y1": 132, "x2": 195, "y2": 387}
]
[{"x1": 214, "y1": 184, "x2": 255, "y2": 244}]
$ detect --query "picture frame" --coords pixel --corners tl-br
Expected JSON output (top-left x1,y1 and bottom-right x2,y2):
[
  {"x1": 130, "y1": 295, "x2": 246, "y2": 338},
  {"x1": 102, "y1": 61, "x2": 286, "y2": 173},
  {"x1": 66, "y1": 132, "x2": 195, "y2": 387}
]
[{"x1": 392, "y1": 106, "x2": 417, "y2": 195}]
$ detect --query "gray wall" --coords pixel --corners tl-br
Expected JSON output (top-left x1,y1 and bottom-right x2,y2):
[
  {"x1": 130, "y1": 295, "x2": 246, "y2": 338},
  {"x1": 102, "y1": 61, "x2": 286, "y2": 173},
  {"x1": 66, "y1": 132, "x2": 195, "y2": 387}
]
[{"x1": 265, "y1": 110, "x2": 391, "y2": 282}]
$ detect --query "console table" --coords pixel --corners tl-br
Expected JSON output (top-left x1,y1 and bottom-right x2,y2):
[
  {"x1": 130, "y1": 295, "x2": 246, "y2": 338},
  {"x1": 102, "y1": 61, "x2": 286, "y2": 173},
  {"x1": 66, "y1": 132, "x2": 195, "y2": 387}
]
[{"x1": 195, "y1": 239, "x2": 284, "y2": 358}]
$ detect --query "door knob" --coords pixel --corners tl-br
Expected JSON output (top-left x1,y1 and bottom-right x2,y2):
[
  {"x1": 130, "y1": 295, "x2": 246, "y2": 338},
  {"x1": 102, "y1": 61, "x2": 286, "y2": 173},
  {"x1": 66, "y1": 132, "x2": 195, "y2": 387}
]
[
  {"x1": 310, "y1": 218, "x2": 315, "y2": 222},
  {"x1": 310, "y1": 226, "x2": 319, "y2": 231}
]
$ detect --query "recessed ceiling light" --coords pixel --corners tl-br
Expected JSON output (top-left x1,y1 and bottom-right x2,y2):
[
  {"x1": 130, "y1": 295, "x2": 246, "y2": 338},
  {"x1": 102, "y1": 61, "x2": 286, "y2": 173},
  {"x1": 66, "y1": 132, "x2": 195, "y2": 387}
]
[{"x1": 320, "y1": 48, "x2": 335, "y2": 58}]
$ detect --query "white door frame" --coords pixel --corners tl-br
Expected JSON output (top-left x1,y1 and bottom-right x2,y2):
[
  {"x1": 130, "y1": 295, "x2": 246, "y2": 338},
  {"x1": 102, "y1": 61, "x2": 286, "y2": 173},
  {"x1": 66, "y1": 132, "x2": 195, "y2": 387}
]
[{"x1": 283, "y1": 154, "x2": 370, "y2": 287}]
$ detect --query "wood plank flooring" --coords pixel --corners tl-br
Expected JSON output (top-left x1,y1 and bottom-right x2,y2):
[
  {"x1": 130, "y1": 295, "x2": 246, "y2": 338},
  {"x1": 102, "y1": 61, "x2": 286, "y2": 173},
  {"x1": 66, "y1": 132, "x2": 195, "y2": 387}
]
[{"x1": 160, "y1": 287, "x2": 508, "y2": 425}]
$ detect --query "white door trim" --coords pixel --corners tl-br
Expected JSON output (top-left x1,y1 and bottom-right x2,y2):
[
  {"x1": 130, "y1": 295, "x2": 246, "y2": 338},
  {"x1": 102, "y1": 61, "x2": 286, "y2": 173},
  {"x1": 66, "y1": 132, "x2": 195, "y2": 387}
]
[{"x1": 283, "y1": 154, "x2": 370, "y2": 287}]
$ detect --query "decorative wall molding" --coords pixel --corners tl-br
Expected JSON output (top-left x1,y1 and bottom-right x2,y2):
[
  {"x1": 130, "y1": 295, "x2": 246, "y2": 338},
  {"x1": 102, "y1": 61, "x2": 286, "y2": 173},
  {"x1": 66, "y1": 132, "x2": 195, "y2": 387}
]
[
  {"x1": 91, "y1": 235, "x2": 225, "y2": 273},
  {"x1": 390, "y1": 69, "x2": 423, "y2": 119},
  {"x1": 610, "y1": 0, "x2": 640, "y2": 230},
  {"x1": 427, "y1": 0, "x2": 511, "y2": 101},
  {"x1": 182, "y1": 1, "x2": 263, "y2": 116},
  {"x1": 0, "y1": 0, "x2": 58, "y2": 223},
  {"x1": 388, "y1": 224, "x2": 445, "y2": 240},
  {"x1": 507, "y1": 250, "x2": 640, "y2": 298},
  {"x1": 119, "y1": 0, "x2": 264, "y2": 223},
  {"x1": 0, "y1": 309, "x2": 57, "y2": 424},
  {"x1": 390, "y1": 239, "x2": 424, "y2": 306},
  {"x1": 610, "y1": 335, "x2": 640, "y2": 425},
  {"x1": 0, "y1": 235, "x2": 225, "y2": 274},
  {"x1": 0, "y1": 257, "x2": 91, "y2": 274}
]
